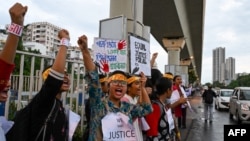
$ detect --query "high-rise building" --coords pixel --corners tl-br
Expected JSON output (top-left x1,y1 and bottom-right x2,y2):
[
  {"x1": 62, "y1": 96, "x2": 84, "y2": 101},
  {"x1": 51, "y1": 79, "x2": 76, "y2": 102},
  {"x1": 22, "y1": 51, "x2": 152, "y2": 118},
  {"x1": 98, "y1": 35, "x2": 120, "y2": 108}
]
[
  {"x1": 23, "y1": 22, "x2": 62, "y2": 57},
  {"x1": 225, "y1": 57, "x2": 236, "y2": 81},
  {"x1": 212, "y1": 47, "x2": 225, "y2": 83}
]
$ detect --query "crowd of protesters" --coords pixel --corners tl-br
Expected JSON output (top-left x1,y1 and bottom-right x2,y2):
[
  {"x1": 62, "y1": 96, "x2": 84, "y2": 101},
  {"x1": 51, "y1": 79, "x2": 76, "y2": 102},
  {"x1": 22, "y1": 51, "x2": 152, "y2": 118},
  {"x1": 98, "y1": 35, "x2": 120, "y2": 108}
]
[{"x1": 0, "y1": 2, "x2": 196, "y2": 141}]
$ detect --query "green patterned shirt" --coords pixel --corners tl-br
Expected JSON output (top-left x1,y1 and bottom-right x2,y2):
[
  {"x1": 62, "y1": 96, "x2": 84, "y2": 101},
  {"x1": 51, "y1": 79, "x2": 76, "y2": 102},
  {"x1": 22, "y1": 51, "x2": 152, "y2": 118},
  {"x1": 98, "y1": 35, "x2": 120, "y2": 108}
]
[{"x1": 85, "y1": 70, "x2": 152, "y2": 141}]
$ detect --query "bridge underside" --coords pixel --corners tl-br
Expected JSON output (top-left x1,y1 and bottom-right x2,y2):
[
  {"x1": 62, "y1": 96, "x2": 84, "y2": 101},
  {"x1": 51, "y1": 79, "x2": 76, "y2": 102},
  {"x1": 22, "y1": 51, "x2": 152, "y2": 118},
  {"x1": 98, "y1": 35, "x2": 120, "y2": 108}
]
[{"x1": 143, "y1": 0, "x2": 205, "y2": 80}]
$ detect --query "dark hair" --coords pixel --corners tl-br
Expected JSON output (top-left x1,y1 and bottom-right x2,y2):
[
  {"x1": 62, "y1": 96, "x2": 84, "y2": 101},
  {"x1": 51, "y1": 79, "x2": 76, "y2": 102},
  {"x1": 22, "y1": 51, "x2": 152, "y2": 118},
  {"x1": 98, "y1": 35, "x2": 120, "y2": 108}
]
[
  {"x1": 155, "y1": 77, "x2": 172, "y2": 95},
  {"x1": 145, "y1": 78, "x2": 153, "y2": 88},
  {"x1": 173, "y1": 75, "x2": 181, "y2": 82},
  {"x1": 42, "y1": 65, "x2": 52, "y2": 74},
  {"x1": 108, "y1": 70, "x2": 128, "y2": 78},
  {"x1": 99, "y1": 73, "x2": 107, "y2": 79},
  {"x1": 165, "y1": 72, "x2": 173, "y2": 76},
  {"x1": 151, "y1": 68, "x2": 163, "y2": 86}
]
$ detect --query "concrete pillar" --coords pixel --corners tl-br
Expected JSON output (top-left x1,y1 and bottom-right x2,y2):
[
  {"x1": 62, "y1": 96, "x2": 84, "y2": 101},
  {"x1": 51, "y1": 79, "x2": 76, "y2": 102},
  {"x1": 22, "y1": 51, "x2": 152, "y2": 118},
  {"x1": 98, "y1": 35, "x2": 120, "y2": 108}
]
[
  {"x1": 180, "y1": 59, "x2": 191, "y2": 86},
  {"x1": 162, "y1": 37, "x2": 185, "y2": 65},
  {"x1": 110, "y1": 0, "x2": 147, "y2": 39}
]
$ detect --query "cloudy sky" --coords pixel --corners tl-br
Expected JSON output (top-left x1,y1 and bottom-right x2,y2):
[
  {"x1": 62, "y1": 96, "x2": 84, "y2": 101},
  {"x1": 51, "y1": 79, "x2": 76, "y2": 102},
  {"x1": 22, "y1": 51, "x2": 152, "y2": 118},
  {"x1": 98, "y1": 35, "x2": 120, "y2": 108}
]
[{"x1": 1, "y1": 0, "x2": 250, "y2": 84}]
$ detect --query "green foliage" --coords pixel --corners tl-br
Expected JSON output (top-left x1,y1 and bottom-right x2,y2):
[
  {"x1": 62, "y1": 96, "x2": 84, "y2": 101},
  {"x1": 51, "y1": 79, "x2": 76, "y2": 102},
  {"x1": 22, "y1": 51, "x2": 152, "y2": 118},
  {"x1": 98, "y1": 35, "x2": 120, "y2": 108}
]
[
  {"x1": 72, "y1": 124, "x2": 83, "y2": 141},
  {"x1": 204, "y1": 82, "x2": 212, "y2": 86},
  {"x1": 213, "y1": 74, "x2": 250, "y2": 89},
  {"x1": 13, "y1": 39, "x2": 42, "y2": 75},
  {"x1": 8, "y1": 101, "x2": 17, "y2": 120},
  {"x1": 213, "y1": 81, "x2": 226, "y2": 88},
  {"x1": 188, "y1": 69, "x2": 198, "y2": 84},
  {"x1": 227, "y1": 80, "x2": 238, "y2": 89}
]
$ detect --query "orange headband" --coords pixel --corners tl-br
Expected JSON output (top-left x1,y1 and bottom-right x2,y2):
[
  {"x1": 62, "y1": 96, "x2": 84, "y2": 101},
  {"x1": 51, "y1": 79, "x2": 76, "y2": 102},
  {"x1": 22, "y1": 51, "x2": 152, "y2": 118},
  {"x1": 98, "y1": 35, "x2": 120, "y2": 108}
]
[
  {"x1": 42, "y1": 68, "x2": 51, "y2": 81},
  {"x1": 127, "y1": 76, "x2": 140, "y2": 84},
  {"x1": 163, "y1": 73, "x2": 173, "y2": 79},
  {"x1": 99, "y1": 77, "x2": 108, "y2": 83},
  {"x1": 108, "y1": 74, "x2": 127, "y2": 82}
]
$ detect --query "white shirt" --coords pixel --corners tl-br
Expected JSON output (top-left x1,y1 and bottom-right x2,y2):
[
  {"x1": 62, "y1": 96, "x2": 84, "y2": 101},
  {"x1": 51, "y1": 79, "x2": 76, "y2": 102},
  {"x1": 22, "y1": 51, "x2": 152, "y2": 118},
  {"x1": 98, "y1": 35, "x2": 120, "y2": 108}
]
[{"x1": 122, "y1": 94, "x2": 143, "y2": 141}]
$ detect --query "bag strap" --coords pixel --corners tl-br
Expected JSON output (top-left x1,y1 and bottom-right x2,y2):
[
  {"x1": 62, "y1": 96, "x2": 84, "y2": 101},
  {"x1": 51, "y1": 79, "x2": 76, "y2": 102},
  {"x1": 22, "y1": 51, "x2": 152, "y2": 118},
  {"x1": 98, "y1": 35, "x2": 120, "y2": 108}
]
[
  {"x1": 35, "y1": 99, "x2": 57, "y2": 141},
  {"x1": 152, "y1": 100, "x2": 165, "y2": 116}
]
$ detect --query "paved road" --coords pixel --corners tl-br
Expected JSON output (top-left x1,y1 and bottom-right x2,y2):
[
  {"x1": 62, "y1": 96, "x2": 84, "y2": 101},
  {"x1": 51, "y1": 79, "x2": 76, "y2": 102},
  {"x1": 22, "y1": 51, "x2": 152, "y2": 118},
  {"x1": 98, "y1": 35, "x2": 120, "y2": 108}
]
[{"x1": 180, "y1": 92, "x2": 237, "y2": 141}]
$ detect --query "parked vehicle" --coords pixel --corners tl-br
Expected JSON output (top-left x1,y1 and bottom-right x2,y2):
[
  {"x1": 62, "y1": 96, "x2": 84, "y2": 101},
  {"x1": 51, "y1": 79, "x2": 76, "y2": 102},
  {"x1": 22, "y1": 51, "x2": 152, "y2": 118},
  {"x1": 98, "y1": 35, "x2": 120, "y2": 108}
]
[
  {"x1": 229, "y1": 87, "x2": 250, "y2": 124},
  {"x1": 215, "y1": 89, "x2": 233, "y2": 110}
]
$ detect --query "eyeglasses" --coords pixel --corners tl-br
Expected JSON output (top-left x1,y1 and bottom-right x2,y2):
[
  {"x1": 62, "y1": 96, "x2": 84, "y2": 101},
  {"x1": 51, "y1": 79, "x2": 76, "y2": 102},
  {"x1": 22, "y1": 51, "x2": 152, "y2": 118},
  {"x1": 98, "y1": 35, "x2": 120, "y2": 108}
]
[{"x1": 111, "y1": 80, "x2": 127, "y2": 86}]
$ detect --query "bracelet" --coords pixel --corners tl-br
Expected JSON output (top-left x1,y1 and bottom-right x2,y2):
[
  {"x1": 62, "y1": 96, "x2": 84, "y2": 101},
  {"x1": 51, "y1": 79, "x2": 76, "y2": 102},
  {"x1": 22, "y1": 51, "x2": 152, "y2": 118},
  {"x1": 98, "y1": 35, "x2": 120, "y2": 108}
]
[
  {"x1": 60, "y1": 38, "x2": 70, "y2": 47},
  {"x1": 7, "y1": 23, "x2": 23, "y2": 37}
]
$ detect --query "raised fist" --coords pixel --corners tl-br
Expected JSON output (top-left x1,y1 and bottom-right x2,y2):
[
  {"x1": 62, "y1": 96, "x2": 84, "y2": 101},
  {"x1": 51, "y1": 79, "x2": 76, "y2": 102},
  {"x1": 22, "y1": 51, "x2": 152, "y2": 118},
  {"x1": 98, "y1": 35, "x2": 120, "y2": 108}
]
[
  {"x1": 152, "y1": 52, "x2": 158, "y2": 59},
  {"x1": 58, "y1": 29, "x2": 70, "y2": 40},
  {"x1": 9, "y1": 3, "x2": 28, "y2": 26},
  {"x1": 77, "y1": 35, "x2": 88, "y2": 51}
]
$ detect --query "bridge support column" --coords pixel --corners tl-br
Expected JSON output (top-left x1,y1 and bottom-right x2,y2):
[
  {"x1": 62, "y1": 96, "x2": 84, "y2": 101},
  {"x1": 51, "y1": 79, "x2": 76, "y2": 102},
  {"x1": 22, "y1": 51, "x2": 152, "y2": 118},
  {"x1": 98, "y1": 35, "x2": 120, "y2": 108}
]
[
  {"x1": 180, "y1": 59, "x2": 191, "y2": 86},
  {"x1": 163, "y1": 37, "x2": 185, "y2": 65},
  {"x1": 110, "y1": 0, "x2": 150, "y2": 40},
  {"x1": 163, "y1": 37, "x2": 185, "y2": 74}
]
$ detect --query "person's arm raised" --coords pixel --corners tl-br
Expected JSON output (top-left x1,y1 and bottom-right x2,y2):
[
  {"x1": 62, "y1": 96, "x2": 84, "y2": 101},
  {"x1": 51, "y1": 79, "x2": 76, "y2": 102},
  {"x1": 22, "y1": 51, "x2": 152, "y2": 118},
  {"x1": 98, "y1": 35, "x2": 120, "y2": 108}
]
[
  {"x1": 51, "y1": 29, "x2": 69, "y2": 73},
  {"x1": 0, "y1": 3, "x2": 27, "y2": 63},
  {"x1": 139, "y1": 72, "x2": 151, "y2": 105},
  {"x1": 150, "y1": 52, "x2": 158, "y2": 68},
  {"x1": 77, "y1": 35, "x2": 95, "y2": 71}
]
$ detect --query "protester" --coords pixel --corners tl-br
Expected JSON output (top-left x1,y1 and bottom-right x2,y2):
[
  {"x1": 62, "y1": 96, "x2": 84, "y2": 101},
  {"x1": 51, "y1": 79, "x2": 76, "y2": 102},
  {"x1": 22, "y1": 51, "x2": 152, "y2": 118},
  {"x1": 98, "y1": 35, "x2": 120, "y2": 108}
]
[
  {"x1": 121, "y1": 74, "x2": 147, "y2": 141},
  {"x1": 163, "y1": 72, "x2": 181, "y2": 141},
  {"x1": 0, "y1": 3, "x2": 27, "y2": 91},
  {"x1": 171, "y1": 75, "x2": 188, "y2": 129},
  {"x1": 78, "y1": 34, "x2": 152, "y2": 141},
  {"x1": 202, "y1": 84, "x2": 216, "y2": 123},
  {"x1": 145, "y1": 77, "x2": 173, "y2": 141},
  {"x1": 6, "y1": 29, "x2": 74, "y2": 141},
  {"x1": 82, "y1": 73, "x2": 108, "y2": 141},
  {"x1": 0, "y1": 3, "x2": 27, "y2": 141}
]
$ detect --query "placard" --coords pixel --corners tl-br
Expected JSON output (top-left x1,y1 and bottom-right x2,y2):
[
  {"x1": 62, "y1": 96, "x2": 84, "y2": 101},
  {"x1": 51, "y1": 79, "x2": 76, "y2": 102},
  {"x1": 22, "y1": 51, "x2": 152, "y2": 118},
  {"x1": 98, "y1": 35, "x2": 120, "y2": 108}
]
[
  {"x1": 129, "y1": 35, "x2": 151, "y2": 76},
  {"x1": 93, "y1": 38, "x2": 127, "y2": 74}
]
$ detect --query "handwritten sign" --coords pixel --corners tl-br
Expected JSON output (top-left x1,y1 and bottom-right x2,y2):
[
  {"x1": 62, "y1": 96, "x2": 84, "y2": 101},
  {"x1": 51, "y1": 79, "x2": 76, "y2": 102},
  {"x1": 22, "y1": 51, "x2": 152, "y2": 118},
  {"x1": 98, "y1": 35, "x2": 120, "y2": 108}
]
[
  {"x1": 129, "y1": 35, "x2": 151, "y2": 76},
  {"x1": 93, "y1": 38, "x2": 127, "y2": 73},
  {"x1": 101, "y1": 112, "x2": 136, "y2": 141}
]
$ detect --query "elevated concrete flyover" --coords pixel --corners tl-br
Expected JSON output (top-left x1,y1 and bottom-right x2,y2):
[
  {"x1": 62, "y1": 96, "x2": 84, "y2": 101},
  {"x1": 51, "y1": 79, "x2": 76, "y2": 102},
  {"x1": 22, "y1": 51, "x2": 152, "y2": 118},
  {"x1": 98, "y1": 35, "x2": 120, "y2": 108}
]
[{"x1": 143, "y1": 0, "x2": 205, "y2": 80}]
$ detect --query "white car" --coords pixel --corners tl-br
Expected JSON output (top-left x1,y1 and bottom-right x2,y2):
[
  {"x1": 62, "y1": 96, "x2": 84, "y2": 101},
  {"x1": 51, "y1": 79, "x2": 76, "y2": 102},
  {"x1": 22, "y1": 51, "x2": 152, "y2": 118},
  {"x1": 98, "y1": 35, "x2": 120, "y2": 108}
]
[
  {"x1": 229, "y1": 87, "x2": 250, "y2": 124},
  {"x1": 215, "y1": 89, "x2": 233, "y2": 110}
]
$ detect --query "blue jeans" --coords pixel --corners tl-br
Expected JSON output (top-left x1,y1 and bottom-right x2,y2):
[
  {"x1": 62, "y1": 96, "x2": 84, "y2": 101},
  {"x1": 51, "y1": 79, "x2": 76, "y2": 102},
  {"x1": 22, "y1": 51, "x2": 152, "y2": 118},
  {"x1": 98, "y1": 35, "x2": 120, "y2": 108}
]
[{"x1": 204, "y1": 103, "x2": 213, "y2": 120}]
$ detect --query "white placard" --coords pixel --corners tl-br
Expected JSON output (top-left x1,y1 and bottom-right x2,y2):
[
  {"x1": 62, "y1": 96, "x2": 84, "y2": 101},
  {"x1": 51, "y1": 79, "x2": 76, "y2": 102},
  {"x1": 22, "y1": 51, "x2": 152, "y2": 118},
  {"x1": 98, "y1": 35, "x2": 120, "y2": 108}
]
[
  {"x1": 102, "y1": 112, "x2": 136, "y2": 141},
  {"x1": 93, "y1": 38, "x2": 127, "y2": 73},
  {"x1": 129, "y1": 35, "x2": 151, "y2": 76}
]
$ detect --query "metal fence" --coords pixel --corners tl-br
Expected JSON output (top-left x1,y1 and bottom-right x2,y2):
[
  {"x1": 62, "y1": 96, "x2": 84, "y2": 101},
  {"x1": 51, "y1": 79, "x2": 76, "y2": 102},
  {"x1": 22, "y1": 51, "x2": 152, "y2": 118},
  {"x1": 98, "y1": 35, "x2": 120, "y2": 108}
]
[{"x1": 3, "y1": 49, "x2": 87, "y2": 131}]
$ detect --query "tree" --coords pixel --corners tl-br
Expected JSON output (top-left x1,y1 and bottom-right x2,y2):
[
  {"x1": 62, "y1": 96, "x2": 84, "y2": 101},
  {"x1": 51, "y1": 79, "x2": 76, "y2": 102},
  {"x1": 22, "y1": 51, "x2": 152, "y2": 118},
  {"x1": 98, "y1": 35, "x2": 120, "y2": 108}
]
[
  {"x1": 188, "y1": 69, "x2": 198, "y2": 84},
  {"x1": 13, "y1": 39, "x2": 42, "y2": 75},
  {"x1": 213, "y1": 81, "x2": 225, "y2": 88}
]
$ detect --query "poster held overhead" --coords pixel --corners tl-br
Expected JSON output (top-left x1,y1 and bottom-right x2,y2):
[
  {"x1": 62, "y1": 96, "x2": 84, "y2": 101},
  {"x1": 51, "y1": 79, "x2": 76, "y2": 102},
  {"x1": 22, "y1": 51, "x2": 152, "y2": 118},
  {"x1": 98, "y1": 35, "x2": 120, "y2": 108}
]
[
  {"x1": 129, "y1": 35, "x2": 151, "y2": 76},
  {"x1": 93, "y1": 37, "x2": 128, "y2": 74}
]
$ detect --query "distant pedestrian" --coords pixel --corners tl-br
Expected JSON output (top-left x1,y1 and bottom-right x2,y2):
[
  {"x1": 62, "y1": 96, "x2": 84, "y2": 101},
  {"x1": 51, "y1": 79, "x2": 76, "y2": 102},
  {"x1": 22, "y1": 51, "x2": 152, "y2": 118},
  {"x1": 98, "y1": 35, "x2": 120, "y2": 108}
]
[{"x1": 202, "y1": 85, "x2": 217, "y2": 123}]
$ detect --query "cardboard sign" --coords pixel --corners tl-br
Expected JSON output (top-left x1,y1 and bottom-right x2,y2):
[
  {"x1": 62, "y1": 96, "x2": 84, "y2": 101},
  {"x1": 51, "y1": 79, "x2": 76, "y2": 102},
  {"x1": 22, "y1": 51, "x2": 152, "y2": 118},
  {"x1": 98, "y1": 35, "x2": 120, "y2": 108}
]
[
  {"x1": 93, "y1": 38, "x2": 127, "y2": 73},
  {"x1": 129, "y1": 35, "x2": 151, "y2": 76}
]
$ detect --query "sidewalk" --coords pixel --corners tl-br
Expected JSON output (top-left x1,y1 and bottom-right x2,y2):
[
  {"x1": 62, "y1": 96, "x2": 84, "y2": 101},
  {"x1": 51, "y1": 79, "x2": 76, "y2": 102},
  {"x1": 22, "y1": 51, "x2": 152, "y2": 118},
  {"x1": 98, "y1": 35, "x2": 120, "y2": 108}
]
[{"x1": 180, "y1": 92, "x2": 203, "y2": 141}]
